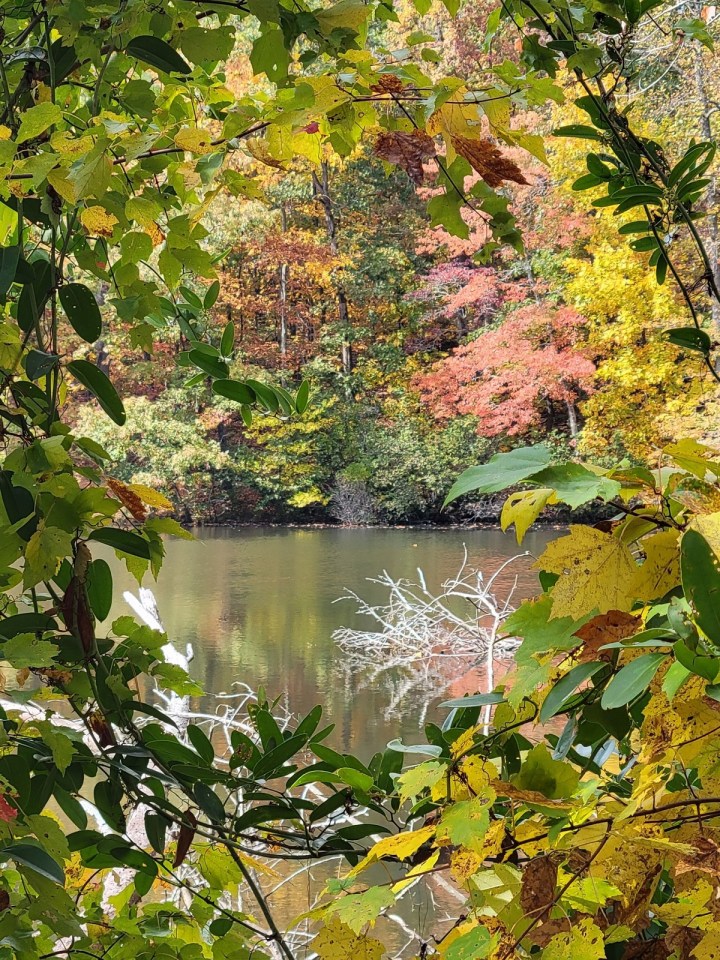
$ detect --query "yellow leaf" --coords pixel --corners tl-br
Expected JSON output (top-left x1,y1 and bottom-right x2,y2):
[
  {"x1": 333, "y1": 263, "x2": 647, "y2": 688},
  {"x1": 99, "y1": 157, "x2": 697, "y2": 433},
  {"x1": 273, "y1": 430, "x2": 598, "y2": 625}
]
[
  {"x1": 47, "y1": 167, "x2": 77, "y2": 204},
  {"x1": 174, "y1": 127, "x2": 214, "y2": 156},
  {"x1": 80, "y1": 206, "x2": 118, "y2": 238},
  {"x1": 501, "y1": 488, "x2": 553, "y2": 544},
  {"x1": 348, "y1": 825, "x2": 435, "y2": 878},
  {"x1": 392, "y1": 848, "x2": 440, "y2": 893},
  {"x1": 128, "y1": 484, "x2": 173, "y2": 511},
  {"x1": 632, "y1": 529, "x2": 681, "y2": 601},
  {"x1": 690, "y1": 512, "x2": 720, "y2": 561},
  {"x1": 312, "y1": 918, "x2": 384, "y2": 960},
  {"x1": 315, "y1": 0, "x2": 370, "y2": 33},
  {"x1": 450, "y1": 724, "x2": 482, "y2": 760},
  {"x1": 665, "y1": 438, "x2": 720, "y2": 480},
  {"x1": 542, "y1": 916, "x2": 604, "y2": 960},
  {"x1": 694, "y1": 930, "x2": 720, "y2": 960},
  {"x1": 536, "y1": 525, "x2": 639, "y2": 618}
]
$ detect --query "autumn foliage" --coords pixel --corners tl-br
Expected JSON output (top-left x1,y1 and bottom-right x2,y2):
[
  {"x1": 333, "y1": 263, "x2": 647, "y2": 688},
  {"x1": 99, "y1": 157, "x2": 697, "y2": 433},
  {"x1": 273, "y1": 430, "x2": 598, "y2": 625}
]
[{"x1": 415, "y1": 304, "x2": 595, "y2": 436}]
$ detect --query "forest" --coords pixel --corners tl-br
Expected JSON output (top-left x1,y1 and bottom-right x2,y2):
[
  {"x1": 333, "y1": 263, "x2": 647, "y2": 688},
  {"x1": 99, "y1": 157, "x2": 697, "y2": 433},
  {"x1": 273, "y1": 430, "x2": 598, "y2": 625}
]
[{"x1": 4, "y1": 0, "x2": 720, "y2": 959}]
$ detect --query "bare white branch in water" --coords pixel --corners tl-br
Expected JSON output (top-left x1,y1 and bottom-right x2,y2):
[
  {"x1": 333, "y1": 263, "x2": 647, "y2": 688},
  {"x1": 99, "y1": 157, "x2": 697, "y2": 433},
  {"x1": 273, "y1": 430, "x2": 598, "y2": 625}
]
[{"x1": 332, "y1": 551, "x2": 527, "y2": 723}]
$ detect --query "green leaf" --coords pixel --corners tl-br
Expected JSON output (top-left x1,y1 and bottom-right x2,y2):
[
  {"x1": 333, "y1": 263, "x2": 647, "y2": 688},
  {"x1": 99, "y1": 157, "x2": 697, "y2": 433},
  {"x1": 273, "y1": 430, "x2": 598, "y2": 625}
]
[
  {"x1": 188, "y1": 349, "x2": 229, "y2": 379},
  {"x1": 25, "y1": 349, "x2": 59, "y2": 381},
  {"x1": 445, "y1": 925, "x2": 493, "y2": 960},
  {"x1": 0, "y1": 613, "x2": 57, "y2": 638},
  {"x1": 540, "y1": 661, "x2": 607, "y2": 723},
  {"x1": 1, "y1": 634, "x2": 59, "y2": 667},
  {"x1": 59, "y1": 283, "x2": 102, "y2": 343},
  {"x1": 665, "y1": 326, "x2": 712, "y2": 354},
  {"x1": 86, "y1": 558, "x2": 113, "y2": 621},
  {"x1": 127, "y1": 36, "x2": 192, "y2": 75},
  {"x1": 67, "y1": 360, "x2": 126, "y2": 425},
  {"x1": 16, "y1": 103, "x2": 63, "y2": 144},
  {"x1": 531, "y1": 463, "x2": 620, "y2": 508},
  {"x1": 512, "y1": 744, "x2": 579, "y2": 799},
  {"x1": 0, "y1": 245, "x2": 20, "y2": 298},
  {"x1": 673, "y1": 638, "x2": 719, "y2": 681},
  {"x1": 601, "y1": 653, "x2": 667, "y2": 709},
  {"x1": 0, "y1": 843, "x2": 64, "y2": 884},
  {"x1": 250, "y1": 28, "x2": 290, "y2": 84},
  {"x1": 296, "y1": 379, "x2": 311, "y2": 413},
  {"x1": 553, "y1": 124, "x2": 602, "y2": 140},
  {"x1": 682, "y1": 529, "x2": 720, "y2": 645},
  {"x1": 24, "y1": 523, "x2": 73, "y2": 588},
  {"x1": 445, "y1": 445, "x2": 553, "y2": 504},
  {"x1": 212, "y1": 379, "x2": 256, "y2": 404},
  {"x1": 88, "y1": 528, "x2": 151, "y2": 559},
  {"x1": 220, "y1": 321, "x2": 235, "y2": 357}
]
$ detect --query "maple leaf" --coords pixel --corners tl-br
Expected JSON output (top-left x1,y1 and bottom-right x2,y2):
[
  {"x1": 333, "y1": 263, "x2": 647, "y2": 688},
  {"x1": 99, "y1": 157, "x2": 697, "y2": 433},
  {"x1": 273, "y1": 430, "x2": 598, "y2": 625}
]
[
  {"x1": 573, "y1": 610, "x2": 641, "y2": 663},
  {"x1": 520, "y1": 854, "x2": 559, "y2": 921},
  {"x1": 632, "y1": 530, "x2": 681, "y2": 602},
  {"x1": 536, "y1": 525, "x2": 640, "y2": 618},
  {"x1": 374, "y1": 130, "x2": 436, "y2": 185},
  {"x1": 451, "y1": 135, "x2": 528, "y2": 188},
  {"x1": 80, "y1": 206, "x2": 118, "y2": 238},
  {"x1": 312, "y1": 918, "x2": 384, "y2": 960}
]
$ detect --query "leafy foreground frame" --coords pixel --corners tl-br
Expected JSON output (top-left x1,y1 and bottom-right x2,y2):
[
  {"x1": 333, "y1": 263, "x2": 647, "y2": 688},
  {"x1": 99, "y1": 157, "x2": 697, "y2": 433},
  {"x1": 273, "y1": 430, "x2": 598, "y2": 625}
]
[{"x1": 3, "y1": 0, "x2": 720, "y2": 958}]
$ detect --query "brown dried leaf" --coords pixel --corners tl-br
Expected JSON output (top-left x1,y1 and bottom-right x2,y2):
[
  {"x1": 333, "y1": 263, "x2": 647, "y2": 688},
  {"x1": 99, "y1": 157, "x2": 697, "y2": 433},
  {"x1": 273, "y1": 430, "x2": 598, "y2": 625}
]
[
  {"x1": 574, "y1": 610, "x2": 642, "y2": 663},
  {"x1": 370, "y1": 74, "x2": 406, "y2": 96},
  {"x1": 451, "y1": 135, "x2": 529, "y2": 188},
  {"x1": 520, "y1": 854, "x2": 559, "y2": 921},
  {"x1": 106, "y1": 478, "x2": 147, "y2": 521},
  {"x1": 621, "y1": 942, "x2": 671, "y2": 960},
  {"x1": 675, "y1": 836, "x2": 720, "y2": 877},
  {"x1": 89, "y1": 710, "x2": 115, "y2": 748},
  {"x1": 374, "y1": 130, "x2": 436, "y2": 185},
  {"x1": 174, "y1": 811, "x2": 198, "y2": 868},
  {"x1": 526, "y1": 917, "x2": 571, "y2": 947}
]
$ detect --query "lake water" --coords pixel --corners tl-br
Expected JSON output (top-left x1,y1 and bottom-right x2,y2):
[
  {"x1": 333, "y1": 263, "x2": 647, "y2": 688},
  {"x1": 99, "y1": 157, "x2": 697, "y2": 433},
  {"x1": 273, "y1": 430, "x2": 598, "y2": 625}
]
[{"x1": 110, "y1": 526, "x2": 554, "y2": 760}]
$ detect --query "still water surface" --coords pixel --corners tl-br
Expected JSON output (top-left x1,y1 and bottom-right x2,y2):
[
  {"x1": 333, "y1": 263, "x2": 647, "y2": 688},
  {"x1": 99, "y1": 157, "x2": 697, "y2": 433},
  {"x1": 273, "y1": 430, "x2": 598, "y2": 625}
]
[{"x1": 110, "y1": 526, "x2": 554, "y2": 759}]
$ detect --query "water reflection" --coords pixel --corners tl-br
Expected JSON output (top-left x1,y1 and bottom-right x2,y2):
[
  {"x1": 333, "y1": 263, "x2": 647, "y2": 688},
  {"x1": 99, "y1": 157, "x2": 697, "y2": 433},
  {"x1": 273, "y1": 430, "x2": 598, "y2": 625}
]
[{"x1": 108, "y1": 527, "x2": 554, "y2": 759}]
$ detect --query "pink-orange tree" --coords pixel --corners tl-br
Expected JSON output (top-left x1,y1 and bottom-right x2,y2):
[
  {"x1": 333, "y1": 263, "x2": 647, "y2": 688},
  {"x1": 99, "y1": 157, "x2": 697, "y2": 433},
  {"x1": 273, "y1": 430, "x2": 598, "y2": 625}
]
[{"x1": 415, "y1": 303, "x2": 595, "y2": 438}]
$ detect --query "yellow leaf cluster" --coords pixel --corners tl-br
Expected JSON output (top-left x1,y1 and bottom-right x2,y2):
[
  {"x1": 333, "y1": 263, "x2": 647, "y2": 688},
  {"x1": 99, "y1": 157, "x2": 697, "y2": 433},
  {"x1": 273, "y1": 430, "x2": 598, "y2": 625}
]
[{"x1": 80, "y1": 206, "x2": 119, "y2": 238}]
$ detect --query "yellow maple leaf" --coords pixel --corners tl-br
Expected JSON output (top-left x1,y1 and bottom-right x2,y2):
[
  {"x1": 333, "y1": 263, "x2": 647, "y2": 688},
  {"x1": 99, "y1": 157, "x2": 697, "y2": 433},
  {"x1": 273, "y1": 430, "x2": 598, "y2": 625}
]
[
  {"x1": 80, "y1": 206, "x2": 118, "y2": 238},
  {"x1": 632, "y1": 529, "x2": 681, "y2": 602},
  {"x1": 174, "y1": 127, "x2": 214, "y2": 155},
  {"x1": 312, "y1": 918, "x2": 384, "y2": 960},
  {"x1": 536, "y1": 525, "x2": 639, "y2": 618}
]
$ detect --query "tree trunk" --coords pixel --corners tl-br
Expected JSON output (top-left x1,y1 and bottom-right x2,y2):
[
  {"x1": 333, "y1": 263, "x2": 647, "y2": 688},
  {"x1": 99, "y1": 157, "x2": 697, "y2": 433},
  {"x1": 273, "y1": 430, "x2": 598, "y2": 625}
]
[
  {"x1": 278, "y1": 202, "x2": 289, "y2": 368},
  {"x1": 312, "y1": 161, "x2": 353, "y2": 375},
  {"x1": 566, "y1": 400, "x2": 578, "y2": 438}
]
